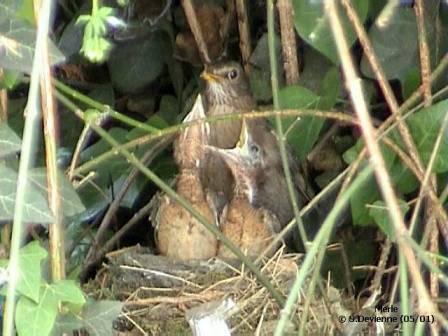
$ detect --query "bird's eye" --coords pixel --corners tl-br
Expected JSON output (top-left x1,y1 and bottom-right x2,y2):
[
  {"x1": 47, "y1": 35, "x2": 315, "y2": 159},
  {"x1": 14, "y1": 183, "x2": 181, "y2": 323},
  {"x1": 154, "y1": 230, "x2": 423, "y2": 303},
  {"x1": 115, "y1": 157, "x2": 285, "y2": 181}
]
[
  {"x1": 227, "y1": 69, "x2": 238, "y2": 80},
  {"x1": 250, "y1": 144, "x2": 260, "y2": 154}
]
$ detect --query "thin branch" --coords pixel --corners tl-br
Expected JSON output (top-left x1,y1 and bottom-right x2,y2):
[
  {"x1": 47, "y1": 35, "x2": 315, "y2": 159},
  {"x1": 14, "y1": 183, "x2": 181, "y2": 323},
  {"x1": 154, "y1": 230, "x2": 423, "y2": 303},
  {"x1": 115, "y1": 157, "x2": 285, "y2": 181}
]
[
  {"x1": 414, "y1": 0, "x2": 432, "y2": 106},
  {"x1": 277, "y1": 0, "x2": 299, "y2": 85},
  {"x1": 181, "y1": 0, "x2": 211, "y2": 64},
  {"x1": 235, "y1": 0, "x2": 252, "y2": 73},
  {"x1": 40, "y1": 18, "x2": 65, "y2": 281}
]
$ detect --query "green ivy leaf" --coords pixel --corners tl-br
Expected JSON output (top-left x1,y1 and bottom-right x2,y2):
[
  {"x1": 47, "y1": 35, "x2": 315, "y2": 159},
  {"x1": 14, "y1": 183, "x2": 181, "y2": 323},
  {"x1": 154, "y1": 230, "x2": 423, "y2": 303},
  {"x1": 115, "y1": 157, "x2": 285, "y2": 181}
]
[
  {"x1": 28, "y1": 168, "x2": 86, "y2": 217},
  {"x1": 16, "y1": 241, "x2": 48, "y2": 303},
  {"x1": 360, "y1": 7, "x2": 418, "y2": 81},
  {"x1": 0, "y1": 165, "x2": 54, "y2": 224},
  {"x1": 54, "y1": 300, "x2": 123, "y2": 336},
  {"x1": 108, "y1": 30, "x2": 170, "y2": 93},
  {"x1": 0, "y1": 123, "x2": 22, "y2": 158},
  {"x1": 0, "y1": 19, "x2": 65, "y2": 73},
  {"x1": 49, "y1": 280, "x2": 85, "y2": 306},
  {"x1": 277, "y1": 85, "x2": 323, "y2": 161},
  {"x1": 16, "y1": 285, "x2": 58, "y2": 336},
  {"x1": 292, "y1": 0, "x2": 369, "y2": 64},
  {"x1": 406, "y1": 99, "x2": 448, "y2": 173},
  {"x1": 369, "y1": 200, "x2": 409, "y2": 240},
  {"x1": 345, "y1": 141, "x2": 396, "y2": 225}
]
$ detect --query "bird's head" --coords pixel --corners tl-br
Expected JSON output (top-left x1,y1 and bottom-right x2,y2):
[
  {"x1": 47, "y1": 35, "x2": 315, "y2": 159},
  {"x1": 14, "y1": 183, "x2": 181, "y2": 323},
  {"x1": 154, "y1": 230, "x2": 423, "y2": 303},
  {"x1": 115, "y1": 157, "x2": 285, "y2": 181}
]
[
  {"x1": 205, "y1": 119, "x2": 265, "y2": 202},
  {"x1": 201, "y1": 61, "x2": 251, "y2": 106}
]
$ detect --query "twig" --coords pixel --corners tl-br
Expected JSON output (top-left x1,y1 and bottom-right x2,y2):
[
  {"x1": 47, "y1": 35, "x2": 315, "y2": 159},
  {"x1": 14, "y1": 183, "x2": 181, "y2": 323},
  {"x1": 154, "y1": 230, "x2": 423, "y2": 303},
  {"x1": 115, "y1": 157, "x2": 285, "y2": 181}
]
[
  {"x1": 326, "y1": 0, "x2": 436, "y2": 322},
  {"x1": 277, "y1": 0, "x2": 299, "y2": 85},
  {"x1": 235, "y1": 0, "x2": 252, "y2": 73},
  {"x1": 181, "y1": 0, "x2": 211, "y2": 64},
  {"x1": 0, "y1": 69, "x2": 7, "y2": 121},
  {"x1": 414, "y1": 0, "x2": 432, "y2": 106},
  {"x1": 368, "y1": 239, "x2": 392, "y2": 296},
  {"x1": 41, "y1": 24, "x2": 65, "y2": 280}
]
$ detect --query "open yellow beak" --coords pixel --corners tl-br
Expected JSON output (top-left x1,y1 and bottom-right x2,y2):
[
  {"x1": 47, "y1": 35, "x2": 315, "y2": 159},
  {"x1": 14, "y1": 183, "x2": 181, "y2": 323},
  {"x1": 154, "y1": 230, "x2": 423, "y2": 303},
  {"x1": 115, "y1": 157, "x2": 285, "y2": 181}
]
[
  {"x1": 236, "y1": 118, "x2": 249, "y2": 151},
  {"x1": 200, "y1": 70, "x2": 221, "y2": 83}
]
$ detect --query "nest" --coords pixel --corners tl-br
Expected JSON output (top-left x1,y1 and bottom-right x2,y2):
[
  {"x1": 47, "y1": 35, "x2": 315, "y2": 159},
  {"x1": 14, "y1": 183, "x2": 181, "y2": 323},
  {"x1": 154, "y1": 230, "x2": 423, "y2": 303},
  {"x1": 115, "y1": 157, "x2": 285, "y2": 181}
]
[{"x1": 84, "y1": 245, "x2": 349, "y2": 335}]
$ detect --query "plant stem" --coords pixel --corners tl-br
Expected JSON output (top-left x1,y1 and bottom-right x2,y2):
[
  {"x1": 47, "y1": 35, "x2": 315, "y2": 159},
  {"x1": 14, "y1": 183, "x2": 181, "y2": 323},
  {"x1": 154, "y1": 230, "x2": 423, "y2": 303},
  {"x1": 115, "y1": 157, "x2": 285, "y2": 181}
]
[{"x1": 3, "y1": 0, "x2": 53, "y2": 334}]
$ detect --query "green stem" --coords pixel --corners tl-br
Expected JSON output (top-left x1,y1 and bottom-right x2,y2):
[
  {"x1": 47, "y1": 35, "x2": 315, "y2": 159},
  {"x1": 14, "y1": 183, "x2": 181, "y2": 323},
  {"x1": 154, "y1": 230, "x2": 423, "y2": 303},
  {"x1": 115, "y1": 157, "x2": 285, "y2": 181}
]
[
  {"x1": 399, "y1": 251, "x2": 412, "y2": 336},
  {"x1": 54, "y1": 80, "x2": 159, "y2": 133},
  {"x1": 3, "y1": 0, "x2": 53, "y2": 334}
]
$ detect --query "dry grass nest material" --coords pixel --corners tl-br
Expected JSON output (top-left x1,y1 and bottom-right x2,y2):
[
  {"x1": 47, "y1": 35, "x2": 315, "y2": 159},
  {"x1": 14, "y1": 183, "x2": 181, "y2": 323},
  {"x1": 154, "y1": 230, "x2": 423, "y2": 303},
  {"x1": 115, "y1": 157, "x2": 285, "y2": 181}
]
[{"x1": 83, "y1": 245, "x2": 349, "y2": 335}]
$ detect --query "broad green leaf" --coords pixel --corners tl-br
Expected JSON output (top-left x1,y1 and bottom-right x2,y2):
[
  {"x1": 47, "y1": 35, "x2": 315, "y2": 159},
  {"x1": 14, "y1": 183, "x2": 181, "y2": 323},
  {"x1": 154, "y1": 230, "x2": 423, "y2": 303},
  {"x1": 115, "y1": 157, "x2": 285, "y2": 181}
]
[
  {"x1": 292, "y1": 0, "x2": 369, "y2": 64},
  {"x1": 82, "y1": 300, "x2": 123, "y2": 336},
  {"x1": 319, "y1": 67, "x2": 341, "y2": 109},
  {"x1": 0, "y1": 0, "x2": 19, "y2": 18},
  {"x1": 298, "y1": 48, "x2": 333, "y2": 94},
  {"x1": 390, "y1": 158, "x2": 419, "y2": 195},
  {"x1": 345, "y1": 141, "x2": 396, "y2": 225},
  {"x1": 350, "y1": 173, "x2": 380, "y2": 225},
  {"x1": 249, "y1": 33, "x2": 282, "y2": 103},
  {"x1": 0, "y1": 19, "x2": 65, "y2": 73},
  {"x1": 0, "y1": 165, "x2": 54, "y2": 224},
  {"x1": 16, "y1": 285, "x2": 58, "y2": 336},
  {"x1": 58, "y1": 16, "x2": 83, "y2": 58},
  {"x1": 158, "y1": 95, "x2": 180, "y2": 125},
  {"x1": 89, "y1": 84, "x2": 116, "y2": 107},
  {"x1": 369, "y1": 200, "x2": 409, "y2": 240},
  {"x1": 49, "y1": 280, "x2": 85, "y2": 306},
  {"x1": 0, "y1": 122, "x2": 21, "y2": 158},
  {"x1": 278, "y1": 85, "x2": 323, "y2": 161},
  {"x1": 401, "y1": 68, "x2": 421, "y2": 100},
  {"x1": 108, "y1": 30, "x2": 170, "y2": 93},
  {"x1": 406, "y1": 100, "x2": 448, "y2": 173},
  {"x1": 249, "y1": 67, "x2": 272, "y2": 102},
  {"x1": 29, "y1": 168, "x2": 86, "y2": 217},
  {"x1": 54, "y1": 300, "x2": 123, "y2": 336},
  {"x1": 0, "y1": 69, "x2": 23, "y2": 90},
  {"x1": 126, "y1": 116, "x2": 167, "y2": 140},
  {"x1": 360, "y1": 7, "x2": 418, "y2": 81},
  {"x1": 16, "y1": 241, "x2": 47, "y2": 302}
]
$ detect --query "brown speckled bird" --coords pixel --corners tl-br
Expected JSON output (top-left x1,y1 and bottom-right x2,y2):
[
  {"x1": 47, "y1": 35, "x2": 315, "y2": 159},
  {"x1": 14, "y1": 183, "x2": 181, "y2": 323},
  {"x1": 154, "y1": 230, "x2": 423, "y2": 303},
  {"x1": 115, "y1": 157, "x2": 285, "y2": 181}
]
[
  {"x1": 200, "y1": 61, "x2": 256, "y2": 216},
  {"x1": 206, "y1": 120, "x2": 281, "y2": 258},
  {"x1": 153, "y1": 95, "x2": 218, "y2": 260}
]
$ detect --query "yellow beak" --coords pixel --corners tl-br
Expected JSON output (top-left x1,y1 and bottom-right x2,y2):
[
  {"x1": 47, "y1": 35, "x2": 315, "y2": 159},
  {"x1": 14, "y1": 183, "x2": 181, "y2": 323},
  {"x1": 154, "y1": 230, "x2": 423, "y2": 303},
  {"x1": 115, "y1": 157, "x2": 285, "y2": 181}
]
[{"x1": 200, "y1": 70, "x2": 221, "y2": 83}]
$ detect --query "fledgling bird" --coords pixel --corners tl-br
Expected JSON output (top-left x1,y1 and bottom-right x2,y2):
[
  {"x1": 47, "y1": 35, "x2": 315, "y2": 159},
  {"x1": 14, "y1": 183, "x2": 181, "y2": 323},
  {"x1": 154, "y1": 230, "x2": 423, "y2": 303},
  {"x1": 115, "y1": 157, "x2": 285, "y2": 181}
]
[
  {"x1": 200, "y1": 61, "x2": 256, "y2": 216},
  {"x1": 206, "y1": 120, "x2": 281, "y2": 258},
  {"x1": 152, "y1": 94, "x2": 218, "y2": 260}
]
